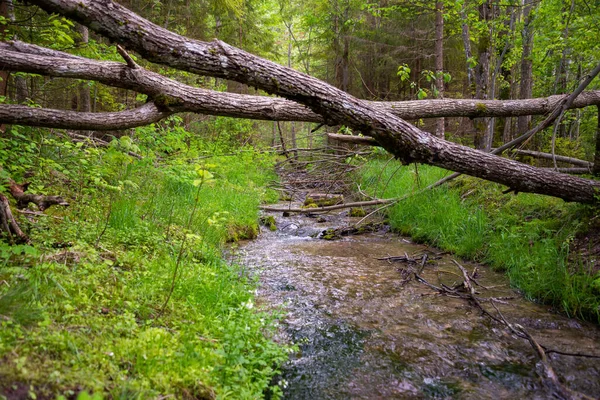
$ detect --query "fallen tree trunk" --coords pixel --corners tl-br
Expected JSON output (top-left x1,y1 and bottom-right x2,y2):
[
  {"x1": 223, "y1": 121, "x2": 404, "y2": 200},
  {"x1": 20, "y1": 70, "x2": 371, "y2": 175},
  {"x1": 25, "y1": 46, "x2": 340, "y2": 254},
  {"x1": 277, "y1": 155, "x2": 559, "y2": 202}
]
[
  {"x1": 328, "y1": 134, "x2": 594, "y2": 169},
  {"x1": 13, "y1": 0, "x2": 600, "y2": 203},
  {"x1": 3, "y1": 42, "x2": 600, "y2": 127},
  {"x1": 507, "y1": 149, "x2": 592, "y2": 167}
]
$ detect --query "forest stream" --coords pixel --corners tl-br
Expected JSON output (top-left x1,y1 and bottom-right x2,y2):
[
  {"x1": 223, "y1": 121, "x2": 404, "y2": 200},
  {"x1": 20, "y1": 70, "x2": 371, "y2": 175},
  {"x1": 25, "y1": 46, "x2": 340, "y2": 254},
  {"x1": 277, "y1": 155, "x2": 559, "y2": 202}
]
[{"x1": 234, "y1": 205, "x2": 600, "y2": 399}]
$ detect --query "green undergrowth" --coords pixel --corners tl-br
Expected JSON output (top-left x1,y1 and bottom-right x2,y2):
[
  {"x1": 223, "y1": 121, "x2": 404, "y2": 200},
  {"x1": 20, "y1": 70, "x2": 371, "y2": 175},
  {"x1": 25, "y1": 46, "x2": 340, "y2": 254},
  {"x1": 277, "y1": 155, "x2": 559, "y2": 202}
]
[
  {"x1": 0, "y1": 121, "x2": 291, "y2": 399},
  {"x1": 356, "y1": 157, "x2": 600, "y2": 323}
]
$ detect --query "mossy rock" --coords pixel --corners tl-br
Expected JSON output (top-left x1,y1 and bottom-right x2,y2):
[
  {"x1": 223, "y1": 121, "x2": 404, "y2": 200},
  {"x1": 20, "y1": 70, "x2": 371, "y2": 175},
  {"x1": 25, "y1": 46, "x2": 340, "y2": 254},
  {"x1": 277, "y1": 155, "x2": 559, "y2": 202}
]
[
  {"x1": 303, "y1": 193, "x2": 344, "y2": 207},
  {"x1": 318, "y1": 223, "x2": 383, "y2": 240},
  {"x1": 226, "y1": 223, "x2": 259, "y2": 242},
  {"x1": 320, "y1": 229, "x2": 338, "y2": 240},
  {"x1": 259, "y1": 215, "x2": 277, "y2": 231},
  {"x1": 349, "y1": 208, "x2": 366, "y2": 217}
]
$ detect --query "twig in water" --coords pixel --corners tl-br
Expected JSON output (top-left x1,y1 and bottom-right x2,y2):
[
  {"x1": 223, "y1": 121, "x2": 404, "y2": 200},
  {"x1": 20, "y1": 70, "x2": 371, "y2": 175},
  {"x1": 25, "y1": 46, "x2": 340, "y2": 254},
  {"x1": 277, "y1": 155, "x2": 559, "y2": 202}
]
[{"x1": 489, "y1": 301, "x2": 595, "y2": 400}]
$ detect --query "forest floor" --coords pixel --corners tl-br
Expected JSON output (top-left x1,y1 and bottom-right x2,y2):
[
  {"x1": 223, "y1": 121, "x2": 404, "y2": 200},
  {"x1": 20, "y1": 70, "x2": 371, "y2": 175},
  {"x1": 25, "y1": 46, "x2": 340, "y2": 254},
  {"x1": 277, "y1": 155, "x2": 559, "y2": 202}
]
[{"x1": 0, "y1": 126, "x2": 292, "y2": 399}]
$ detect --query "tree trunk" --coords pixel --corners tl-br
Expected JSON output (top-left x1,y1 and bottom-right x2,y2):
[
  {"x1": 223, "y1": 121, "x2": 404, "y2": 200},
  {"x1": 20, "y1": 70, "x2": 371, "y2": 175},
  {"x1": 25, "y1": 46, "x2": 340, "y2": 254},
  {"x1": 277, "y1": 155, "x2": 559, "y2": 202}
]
[
  {"x1": 517, "y1": 0, "x2": 535, "y2": 136},
  {"x1": 594, "y1": 105, "x2": 600, "y2": 176},
  {"x1": 12, "y1": 0, "x2": 600, "y2": 204},
  {"x1": 342, "y1": 31, "x2": 350, "y2": 93},
  {"x1": 76, "y1": 24, "x2": 91, "y2": 112},
  {"x1": 461, "y1": 3, "x2": 474, "y2": 93},
  {"x1": 474, "y1": 0, "x2": 492, "y2": 151},
  {"x1": 434, "y1": 1, "x2": 445, "y2": 139},
  {"x1": 287, "y1": 27, "x2": 297, "y2": 158},
  {"x1": 0, "y1": 0, "x2": 10, "y2": 132},
  {"x1": 333, "y1": 1, "x2": 350, "y2": 92}
]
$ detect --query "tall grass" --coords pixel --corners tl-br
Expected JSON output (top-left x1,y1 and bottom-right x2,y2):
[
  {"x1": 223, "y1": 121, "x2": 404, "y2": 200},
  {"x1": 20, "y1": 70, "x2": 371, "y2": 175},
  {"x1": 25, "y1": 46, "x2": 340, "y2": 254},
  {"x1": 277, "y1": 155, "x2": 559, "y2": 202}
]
[
  {"x1": 356, "y1": 158, "x2": 600, "y2": 322},
  {"x1": 0, "y1": 133, "x2": 290, "y2": 398}
]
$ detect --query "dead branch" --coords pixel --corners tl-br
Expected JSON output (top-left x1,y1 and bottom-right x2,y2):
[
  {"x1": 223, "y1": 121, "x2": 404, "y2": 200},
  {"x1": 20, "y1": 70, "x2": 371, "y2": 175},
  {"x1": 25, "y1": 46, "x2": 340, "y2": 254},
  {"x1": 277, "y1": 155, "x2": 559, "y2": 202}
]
[
  {"x1": 327, "y1": 133, "x2": 379, "y2": 146},
  {"x1": 8, "y1": 181, "x2": 69, "y2": 211},
  {"x1": 260, "y1": 198, "x2": 395, "y2": 213},
  {"x1": 490, "y1": 302, "x2": 594, "y2": 400},
  {"x1": 0, "y1": 167, "x2": 69, "y2": 243},
  {"x1": 0, "y1": 194, "x2": 30, "y2": 244},
  {"x1": 413, "y1": 258, "x2": 596, "y2": 399},
  {"x1": 507, "y1": 149, "x2": 592, "y2": 167}
]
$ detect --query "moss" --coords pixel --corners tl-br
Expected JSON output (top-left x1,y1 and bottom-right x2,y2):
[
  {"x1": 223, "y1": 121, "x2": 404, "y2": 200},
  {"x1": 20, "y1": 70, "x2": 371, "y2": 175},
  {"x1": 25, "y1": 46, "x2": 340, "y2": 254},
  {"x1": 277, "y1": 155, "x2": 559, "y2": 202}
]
[
  {"x1": 270, "y1": 77, "x2": 280, "y2": 91},
  {"x1": 475, "y1": 103, "x2": 488, "y2": 116},
  {"x1": 321, "y1": 229, "x2": 337, "y2": 240},
  {"x1": 259, "y1": 215, "x2": 277, "y2": 231},
  {"x1": 226, "y1": 223, "x2": 259, "y2": 242},
  {"x1": 303, "y1": 195, "x2": 343, "y2": 208},
  {"x1": 153, "y1": 94, "x2": 183, "y2": 108},
  {"x1": 349, "y1": 208, "x2": 366, "y2": 217}
]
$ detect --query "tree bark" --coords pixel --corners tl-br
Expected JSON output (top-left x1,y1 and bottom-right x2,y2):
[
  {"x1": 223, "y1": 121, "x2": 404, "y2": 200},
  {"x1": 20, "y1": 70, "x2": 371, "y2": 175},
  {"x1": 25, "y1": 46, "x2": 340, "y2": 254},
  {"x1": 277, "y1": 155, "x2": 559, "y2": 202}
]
[
  {"x1": 75, "y1": 24, "x2": 91, "y2": 112},
  {"x1": 474, "y1": 0, "x2": 492, "y2": 151},
  {"x1": 517, "y1": 0, "x2": 535, "y2": 136},
  {"x1": 434, "y1": 1, "x2": 445, "y2": 139},
  {"x1": 12, "y1": 0, "x2": 600, "y2": 204},
  {"x1": 0, "y1": 0, "x2": 10, "y2": 132},
  {"x1": 594, "y1": 105, "x2": 600, "y2": 176}
]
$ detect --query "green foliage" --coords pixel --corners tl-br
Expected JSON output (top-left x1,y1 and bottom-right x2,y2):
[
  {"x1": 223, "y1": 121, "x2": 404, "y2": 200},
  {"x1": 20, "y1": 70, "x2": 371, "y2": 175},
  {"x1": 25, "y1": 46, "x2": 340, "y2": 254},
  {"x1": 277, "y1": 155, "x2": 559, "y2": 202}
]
[
  {"x1": 40, "y1": 15, "x2": 75, "y2": 47},
  {"x1": 0, "y1": 123, "x2": 289, "y2": 398},
  {"x1": 357, "y1": 158, "x2": 600, "y2": 323}
]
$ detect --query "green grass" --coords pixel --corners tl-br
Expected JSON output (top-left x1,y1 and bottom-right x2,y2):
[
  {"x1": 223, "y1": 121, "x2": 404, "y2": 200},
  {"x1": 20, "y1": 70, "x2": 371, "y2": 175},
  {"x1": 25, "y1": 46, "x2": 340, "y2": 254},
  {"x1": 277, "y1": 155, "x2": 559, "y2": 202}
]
[
  {"x1": 0, "y1": 127, "x2": 290, "y2": 399},
  {"x1": 356, "y1": 158, "x2": 600, "y2": 323}
]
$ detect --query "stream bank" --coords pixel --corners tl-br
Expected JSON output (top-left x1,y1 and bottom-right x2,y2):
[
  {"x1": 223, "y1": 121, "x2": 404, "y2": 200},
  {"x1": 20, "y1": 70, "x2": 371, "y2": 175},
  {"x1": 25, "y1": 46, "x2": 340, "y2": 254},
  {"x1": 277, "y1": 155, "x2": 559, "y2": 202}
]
[
  {"x1": 356, "y1": 160, "x2": 600, "y2": 323},
  {"x1": 237, "y1": 205, "x2": 600, "y2": 399}
]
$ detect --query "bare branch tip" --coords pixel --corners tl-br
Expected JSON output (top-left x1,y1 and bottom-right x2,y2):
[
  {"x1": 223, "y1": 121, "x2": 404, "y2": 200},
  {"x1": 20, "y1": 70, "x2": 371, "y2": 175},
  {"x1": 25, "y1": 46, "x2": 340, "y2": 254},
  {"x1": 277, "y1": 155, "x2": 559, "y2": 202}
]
[{"x1": 116, "y1": 44, "x2": 139, "y2": 69}]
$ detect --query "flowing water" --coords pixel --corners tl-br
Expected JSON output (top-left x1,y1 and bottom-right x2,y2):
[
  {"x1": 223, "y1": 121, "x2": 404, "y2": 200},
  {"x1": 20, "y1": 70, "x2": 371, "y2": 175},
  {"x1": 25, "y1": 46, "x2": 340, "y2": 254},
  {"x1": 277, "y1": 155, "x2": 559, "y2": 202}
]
[{"x1": 235, "y1": 206, "x2": 600, "y2": 399}]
